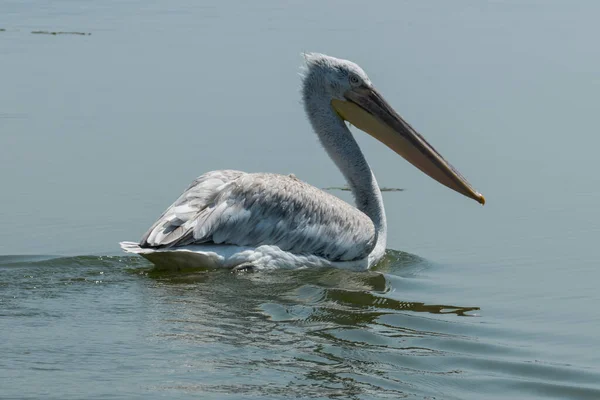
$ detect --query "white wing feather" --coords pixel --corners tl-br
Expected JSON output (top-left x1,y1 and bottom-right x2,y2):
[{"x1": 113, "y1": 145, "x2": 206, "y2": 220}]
[{"x1": 139, "y1": 170, "x2": 376, "y2": 261}]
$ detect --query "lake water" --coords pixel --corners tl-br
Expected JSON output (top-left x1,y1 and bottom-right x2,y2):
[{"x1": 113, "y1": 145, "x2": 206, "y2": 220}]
[{"x1": 2, "y1": 1, "x2": 600, "y2": 399}]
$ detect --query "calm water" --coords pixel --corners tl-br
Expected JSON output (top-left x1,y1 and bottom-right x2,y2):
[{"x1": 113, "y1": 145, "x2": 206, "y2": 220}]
[{"x1": 2, "y1": 1, "x2": 600, "y2": 399}]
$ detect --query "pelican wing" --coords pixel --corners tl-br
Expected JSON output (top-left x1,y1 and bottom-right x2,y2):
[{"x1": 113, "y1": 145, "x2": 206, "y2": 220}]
[{"x1": 139, "y1": 170, "x2": 376, "y2": 261}]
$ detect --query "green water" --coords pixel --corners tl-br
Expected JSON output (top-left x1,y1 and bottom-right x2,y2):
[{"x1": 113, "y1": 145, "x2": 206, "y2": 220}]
[
  {"x1": 3, "y1": 253, "x2": 598, "y2": 399},
  {"x1": 2, "y1": 1, "x2": 600, "y2": 399}
]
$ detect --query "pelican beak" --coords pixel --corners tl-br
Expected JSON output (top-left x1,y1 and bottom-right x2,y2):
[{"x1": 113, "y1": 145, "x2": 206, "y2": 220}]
[{"x1": 331, "y1": 86, "x2": 485, "y2": 205}]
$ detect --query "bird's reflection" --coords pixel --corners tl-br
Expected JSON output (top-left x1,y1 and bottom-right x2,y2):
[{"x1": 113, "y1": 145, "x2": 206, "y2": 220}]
[
  {"x1": 133, "y1": 250, "x2": 481, "y2": 398},
  {"x1": 139, "y1": 248, "x2": 479, "y2": 323}
]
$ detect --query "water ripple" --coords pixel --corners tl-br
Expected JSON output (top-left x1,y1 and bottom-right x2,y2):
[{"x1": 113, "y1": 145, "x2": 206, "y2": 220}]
[{"x1": 1, "y1": 253, "x2": 599, "y2": 399}]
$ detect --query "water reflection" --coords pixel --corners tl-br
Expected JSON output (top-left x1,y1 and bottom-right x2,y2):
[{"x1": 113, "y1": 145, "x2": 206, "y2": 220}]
[
  {"x1": 138, "y1": 250, "x2": 482, "y2": 398},
  {"x1": 4, "y1": 255, "x2": 598, "y2": 399},
  {"x1": 143, "y1": 249, "x2": 479, "y2": 324}
]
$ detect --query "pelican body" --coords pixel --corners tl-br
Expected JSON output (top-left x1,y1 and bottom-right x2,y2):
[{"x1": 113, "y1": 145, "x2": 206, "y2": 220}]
[{"x1": 121, "y1": 53, "x2": 484, "y2": 270}]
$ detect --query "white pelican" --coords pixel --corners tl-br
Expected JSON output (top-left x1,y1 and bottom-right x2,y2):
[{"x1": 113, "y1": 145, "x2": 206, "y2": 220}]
[{"x1": 120, "y1": 53, "x2": 484, "y2": 271}]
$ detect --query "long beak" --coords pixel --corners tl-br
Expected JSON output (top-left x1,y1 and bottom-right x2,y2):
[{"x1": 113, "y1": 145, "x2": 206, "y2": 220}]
[{"x1": 331, "y1": 87, "x2": 485, "y2": 205}]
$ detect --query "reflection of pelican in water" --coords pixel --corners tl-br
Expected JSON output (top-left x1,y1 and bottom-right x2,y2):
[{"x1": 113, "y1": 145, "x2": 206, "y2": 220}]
[{"x1": 121, "y1": 53, "x2": 484, "y2": 271}]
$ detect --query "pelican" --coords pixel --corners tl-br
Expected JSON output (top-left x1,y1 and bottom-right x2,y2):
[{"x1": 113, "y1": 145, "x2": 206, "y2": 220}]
[{"x1": 120, "y1": 53, "x2": 484, "y2": 271}]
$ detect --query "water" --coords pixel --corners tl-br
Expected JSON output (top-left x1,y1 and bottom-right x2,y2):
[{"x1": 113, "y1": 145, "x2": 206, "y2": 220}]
[{"x1": 1, "y1": 1, "x2": 600, "y2": 398}]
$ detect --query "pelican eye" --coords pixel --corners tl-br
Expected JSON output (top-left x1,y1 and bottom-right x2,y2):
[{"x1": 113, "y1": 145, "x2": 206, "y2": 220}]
[{"x1": 349, "y1": 74, "x2": 361, "y2": 85}]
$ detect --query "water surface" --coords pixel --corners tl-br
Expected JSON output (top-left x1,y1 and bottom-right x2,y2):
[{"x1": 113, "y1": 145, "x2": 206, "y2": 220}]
[{"x1": 1, "y1": 1, "x2": 600, "y2": 399}]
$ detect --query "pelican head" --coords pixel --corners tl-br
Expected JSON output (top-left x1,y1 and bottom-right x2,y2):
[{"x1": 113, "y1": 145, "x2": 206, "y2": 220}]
[{"x1": 301, "y1": 53, "x2": 485, "y2": 205}]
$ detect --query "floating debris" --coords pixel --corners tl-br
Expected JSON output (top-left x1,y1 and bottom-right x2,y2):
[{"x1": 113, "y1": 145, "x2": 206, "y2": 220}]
[
  {"x1": 0, "y1": 29, "x2": 6, "y2": 32},
  {"x1": 31, "y1": 30, "x2": 91, "y2": 36}
]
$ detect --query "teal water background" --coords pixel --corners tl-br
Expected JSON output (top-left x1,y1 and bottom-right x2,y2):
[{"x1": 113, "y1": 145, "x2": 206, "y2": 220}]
[{"x1": 1, "y1": 1, "x2": 600, "y2": 399}]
